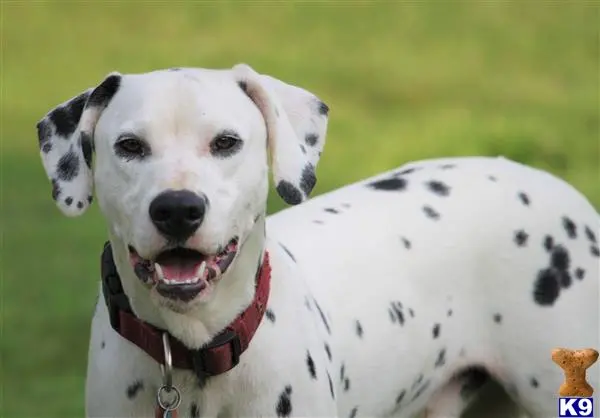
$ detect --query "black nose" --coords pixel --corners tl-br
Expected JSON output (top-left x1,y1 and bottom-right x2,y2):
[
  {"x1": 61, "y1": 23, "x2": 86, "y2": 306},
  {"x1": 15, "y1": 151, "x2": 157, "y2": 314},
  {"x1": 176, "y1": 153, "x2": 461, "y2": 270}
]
[{"x1": 149, "y1": 190, "x2": 207, "y2": 241}]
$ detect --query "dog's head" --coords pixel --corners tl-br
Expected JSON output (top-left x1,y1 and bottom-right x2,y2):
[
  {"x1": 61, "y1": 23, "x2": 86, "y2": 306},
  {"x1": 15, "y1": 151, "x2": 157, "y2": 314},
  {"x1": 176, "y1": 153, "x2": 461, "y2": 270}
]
[{"x1": 37, "y1": 64, "x2": 328, "y2": 305}]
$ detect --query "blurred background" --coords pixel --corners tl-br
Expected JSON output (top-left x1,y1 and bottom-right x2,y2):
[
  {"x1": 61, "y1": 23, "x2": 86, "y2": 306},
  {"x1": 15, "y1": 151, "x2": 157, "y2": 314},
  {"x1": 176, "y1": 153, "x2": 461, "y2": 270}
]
[{"x1": 1, "y1": 1, "x2": 598, "y2": 416}]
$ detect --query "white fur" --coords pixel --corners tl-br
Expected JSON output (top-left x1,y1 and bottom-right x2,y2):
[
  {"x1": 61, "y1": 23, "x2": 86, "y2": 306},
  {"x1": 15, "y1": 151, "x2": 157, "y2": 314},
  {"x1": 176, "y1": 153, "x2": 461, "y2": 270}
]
[{"x1": 37, "y1": 65, "x2": 599, "y2": 418}]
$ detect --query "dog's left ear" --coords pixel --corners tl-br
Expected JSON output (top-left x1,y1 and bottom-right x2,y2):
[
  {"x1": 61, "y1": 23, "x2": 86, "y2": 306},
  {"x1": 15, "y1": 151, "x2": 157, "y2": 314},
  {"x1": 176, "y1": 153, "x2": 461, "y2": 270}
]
[
  {"x1": 232, "y1": 63, "x2": 329, "y2": 205},
  {"x1": 36, "y1": 73, "x2": 121, "y2": 217}
]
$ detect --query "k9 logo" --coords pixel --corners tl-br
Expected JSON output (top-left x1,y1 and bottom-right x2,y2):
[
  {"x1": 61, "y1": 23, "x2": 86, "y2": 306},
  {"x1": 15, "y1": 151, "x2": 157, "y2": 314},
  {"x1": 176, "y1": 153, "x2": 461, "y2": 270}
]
[{"x1": 558, "y1": 398, "x2": 595, "y2": 417}]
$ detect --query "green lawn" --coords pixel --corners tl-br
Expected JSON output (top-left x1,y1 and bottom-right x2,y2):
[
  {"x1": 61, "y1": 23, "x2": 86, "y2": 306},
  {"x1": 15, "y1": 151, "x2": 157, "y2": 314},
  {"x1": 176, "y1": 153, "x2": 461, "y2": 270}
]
[{"x1": 1, "y1": 2, "x2": 598, "y2": 416}]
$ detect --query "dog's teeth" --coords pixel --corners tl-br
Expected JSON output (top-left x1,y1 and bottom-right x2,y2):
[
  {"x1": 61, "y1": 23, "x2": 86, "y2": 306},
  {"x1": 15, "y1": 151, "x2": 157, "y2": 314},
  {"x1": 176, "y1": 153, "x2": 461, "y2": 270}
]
[
  {"x1": 195, "y1": 261, "x2": 207, "y2": 278},
  {"x1": 155, "y1": 263, "x2": 165, "y2": 281}
]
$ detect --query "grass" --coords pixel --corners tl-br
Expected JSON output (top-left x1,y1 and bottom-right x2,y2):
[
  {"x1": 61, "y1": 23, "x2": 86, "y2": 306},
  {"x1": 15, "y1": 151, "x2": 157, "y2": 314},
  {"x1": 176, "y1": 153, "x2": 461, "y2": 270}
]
[{"x1": 1, "y1": 1, "x2": 598, "y2": 416}]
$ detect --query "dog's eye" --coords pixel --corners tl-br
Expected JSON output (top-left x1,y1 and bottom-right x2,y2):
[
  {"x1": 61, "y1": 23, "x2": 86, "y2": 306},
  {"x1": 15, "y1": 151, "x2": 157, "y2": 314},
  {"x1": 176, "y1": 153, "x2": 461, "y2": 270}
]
[
  {"x1": 210, "y1": 133, "x2": 242, "y2": 157},
  {"x1": 115, "y1": 136, "x2": 149, "y2": 159}
]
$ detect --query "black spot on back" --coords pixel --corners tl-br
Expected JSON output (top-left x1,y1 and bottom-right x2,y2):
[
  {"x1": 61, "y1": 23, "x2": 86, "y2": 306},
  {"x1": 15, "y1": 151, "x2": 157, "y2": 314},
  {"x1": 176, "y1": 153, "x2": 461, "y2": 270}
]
[
  {"x1": 447, "y1": 309, "x2": 453, "y2": 317},
  {"x1": 56, "y1": 148, "x2": 80, "y2": 181},
  {"x1": 349, "y1": 407, "x2": 358, "y2": 418},
  {"x1": 432, "y1": 323, "x2": 440, "y2": 339},
  {"x1": 126, "y1": 380, "x2": 144, "y2": 399},
  {"x1": 435, "y1": 348, "x2": 446, "y2": 368},
  {"x1": 306, "y1": 351, "x2": 317, "y2": 380},
  {"x1": 551, "y1": 245, "x2": 570, "y2": 271},
  {"x1": 265, "y1": 308, "x2": 276, "y2": 323},
  {"x1": 575, "y1": 268, "x2": 585, "y2": 280},
  {"x1": 368, "y1": 177, "x2": 407, "y2": 191},
  {"x1": 518, "y1": 192, "x2": 530, "y2": 206},
  {"x1": 493, "y1": 313, "x2": 502, "y2": 323},
  {"x1": 324, "y1": 343, "x2": 332, "y2": 361},
  {"x1": 396, "y1": 389, "x2": 406, "y2": 404},
  {"x1": 401, "y1": 237, "x2": 411, "y2": 249},
  {"x1": 514, "y1": 230, "x2": 529, "y2": 246},
  {"x1": 411, "y1": 379, "x2": 431, "y2": 401},
  {"x1": 324, "y1": 207, "x2": 339, "y2": 214},
  {"x1": 543, "y1": 235, "x2": 554, "y2": 251},
  {"x1": 355, "y1": 320, "x2": 363, "y2": 338},
  {"x1": 313, "y1": 298, "x2": 331, "y2": 334},
  {"x1": 327, "y1": 372, "x2": 335, "y2": 399},
  {"x1": 426, "y1": 180, "x2": 450, "y2": 196},
  {"x1": 488, "y1": 175, "x2": 497, "y2": 182},
  {"x1": 530, "y1": 378, "x2": 539, "y2": 388},
  {"x1": 533, "y1": 268, "x2": 560, "y2": 305},
  {"x1": 591, "y1": 246, "x2": 600, "y2": 257},
  {"x1": 305, "y1": 133, "x2": 318, "y2": 146},
  {"x1": 562, "y1": 216, "x2": 577, "y2": 239},
  {"x1": 276, "y1": 385, "x2": 293, "y2": 417},
  {"x1": 276, "y1": 181, "x2": 303, "y2": 205},
  {"x1": 584, "y1": 225, "x2": 597, "y2": 243},
  {"x1": 389, "y1": 301, "x2": 405, "y2": 326},
  {"x1": 423, "y1": 205, "x2": 440, "y2": 220}
]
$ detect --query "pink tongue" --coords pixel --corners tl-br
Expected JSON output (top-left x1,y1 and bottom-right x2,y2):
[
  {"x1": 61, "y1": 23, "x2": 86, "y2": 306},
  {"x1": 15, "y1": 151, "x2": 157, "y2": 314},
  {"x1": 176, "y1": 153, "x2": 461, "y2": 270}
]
[{"x1": 159, "y1": 263, "x2": 202, "y2": 282}]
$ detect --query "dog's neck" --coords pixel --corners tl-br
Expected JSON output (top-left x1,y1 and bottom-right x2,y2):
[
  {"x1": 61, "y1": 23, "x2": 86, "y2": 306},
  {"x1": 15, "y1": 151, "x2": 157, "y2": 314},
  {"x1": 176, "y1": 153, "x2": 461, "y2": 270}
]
[{"x1": 107, "y1": 217, "x2": 267, "y2": 349}]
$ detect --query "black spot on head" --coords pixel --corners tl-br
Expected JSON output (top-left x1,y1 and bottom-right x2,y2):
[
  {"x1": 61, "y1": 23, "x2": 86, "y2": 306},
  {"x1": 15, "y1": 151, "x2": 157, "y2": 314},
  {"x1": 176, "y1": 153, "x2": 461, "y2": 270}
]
[
  {"x1": 126, "y1": 380, "x2": 144, "y2": 399},
  {"x1": 191, "y1": 402, "x2": 200, "y2": 418},
  {"x1": 76, "y1": 201, "x2": 84, "y2": 209},
  {"x1": 401, "y1": 237, "x2": 411, "y2": 249},
  {"x1": 426, "y1": 180, "x2": 451, "y2": 196},
  {"x1": 551, "y1": 245, "x2": 570, "y2": 271},
  {"x1": 533, "y1": 268, "x2": 560, "y2": 306},
  {"x1": 51, "y1": 179, "x2": 62, "y2": 200},
  {"x1": 300, "y1": 144, "x2": 307, "y2": 154},
  {"x1": 324, "y1": 207, "x2": 339, "y2": 214},
  {"x1": 349, "y1": 407, "x2": 358, "y2": 418},
  {"x1": 396, "y1": 167, "x2": 420, "y2": 176},
  {"x1": 543, "y1": 235, "x2": 554, "y2": 251},
  {"x1": 306, "y1": 351, "x2": 317, "y2": 380},
  {"x1": 355, "y1": 320, "x2": 363, "y2": 338},
  {"x1": 276, "y1": 385, "x2": 293, "y2": 417},
  {"x1": 584, "y1": 225, "x2": 597, "y2": 243},
  {"x1": 575, "y1": 268, "x2": 585, "y2": 280},
  {"x1": 488, "y1": 175, "x2": 497, "y2": 182},
  {"x1": 324, "y1": 343, "x2": 332, "y2": 361},
  {"x1": 368, "y1": 177, "x2": 407, "y2": 191},
  {"x1": 65, "y1": 197, "x2": 73, "y2": 206},
  {"x1": 514, "y1": 230, "x2": 529, "y2": 246},
  {"x1": 435, "y1": 348, "x2": 446, "y2": 368},
  {"x1": 432, "y1": 323, "x2": 440, "y2": 339},
  {"x1": 395, "y1": 389, "x2": 406, "y2": 404},
  {"x1": 265, "y1": 308, "x2": 276, "y2": 323},
  {"x1": 423, "y1": 205, "x2": 440, "y2": 220},
  {"x1": 276, "y1": 181, "x2": 303, "y2": 205},
  {"x1": 313, "y1": 299, "x2": 331, "y2": 334},
  {"x1": 591, "y1": 245, "x2": 600, "y2": 257},
  {"x1": 305, "y1": 133, "x2": 318, "y2": 146},
  {"x1": 317, "y1": 100, "x2": 329, "y2": 116},
  {"x1": 279, "y1": 242, "x2": 296, "y2": 263},
  {"x1": 300, "y1": 164, "x2": 316, "y2": 195},
  {"x1": 562, "y1": 216, "x2": 577, "y2": 239},
  {"x1": 56, "y1": 148, "x2": 80, "y2": 181},
  {"x1": 47, "y1": 91, "x2": 90, "y2": 137},
  {"x1": 493, "y1": 313, "x2": 502, "y2": 323},
  {"x1": 327, "y1": 372, "x2": 335, "y2": 399},
  {"x1": 87, "y1": 74, "x2": 121, "y2": 109},
  {"x1": 80, "y1": 132, "x2": 93, "y2": 169},
  {"x1": 530, "y1": 378, "x2": 539, "y2": 388},
  {"x1": 518, "y1": 192, "x2": 530, "y2": 206},
  {"x1": 458, "y1": 367, "x2": 490, "y2": 400}
]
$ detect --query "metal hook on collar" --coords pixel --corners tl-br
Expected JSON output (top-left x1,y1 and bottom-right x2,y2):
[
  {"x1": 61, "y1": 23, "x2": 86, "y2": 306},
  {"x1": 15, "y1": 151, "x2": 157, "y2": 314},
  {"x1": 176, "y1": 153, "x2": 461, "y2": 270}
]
[{"x1": 160, "y1": 332, "x2": 173, "y2": 389}]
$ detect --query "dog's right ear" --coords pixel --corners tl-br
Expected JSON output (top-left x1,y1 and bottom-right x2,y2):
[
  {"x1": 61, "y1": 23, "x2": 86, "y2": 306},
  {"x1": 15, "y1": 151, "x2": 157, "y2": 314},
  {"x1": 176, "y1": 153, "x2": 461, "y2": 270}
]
[{"x1": 36, "y1": 73, "x2": 121, "y2": 217}]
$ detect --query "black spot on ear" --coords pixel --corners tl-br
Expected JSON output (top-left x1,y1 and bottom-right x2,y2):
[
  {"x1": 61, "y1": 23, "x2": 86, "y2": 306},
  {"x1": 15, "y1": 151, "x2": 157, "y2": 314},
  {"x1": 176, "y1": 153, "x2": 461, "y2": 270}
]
[
  {"x1": 324, "y1": 207, "x2": 339, "y2": 214},
  {"x1": 324, "y1": 343, "x2": 332, "y2": 361},
  {"x1": 584, "y1": 225, "x2": 597, "y2": 243},
  {"x1": 37, "y1": 119, "x2": 52, "y2": 148},
  {"x1": 305, "y1": 133, "x2": 318, "y2": 146},
  {"x1": 42, "y1": 142, "x2": 52, "y2": 153},
  {"x1": 530, "y1": 378, "x2": 539, "y2": 388},
  {"x1": 423, "y1": 205, "x2": 440, "y2": 220},
  {"x1": 56, "y1": 147, "x2": 80, "y2": 181},
  {"x1": 426, "y1": 180, "x2": 450, "y2": 196},
  {"x1": 369, "y1": 177, "x2": 407, "y2": 191},
  {"x1": 493, "y1": 313, "x2": 502, "y2": 323},
  {"x1": 327, "y1": 372, "x2": 335, "y2": 399},
  {"x1": 80, "y1": 132, "x2": 93, "y2": 169},
  {"x1": 432, "y1": 323, "x2": 440, "y2": 339},
  {"x1": 77, "y1": 201, "x2": 84, "y2": 209},
  {"x1": 355, "y1": 320, "x2": 363, "y2": 338},
  {"x1": 533, "y1": 268, "x2": 560, "y2": 306},
  {"x1": 543, "y1": 235, "x2": 554, "y2": 251},
  {"x1": 126, "y1": 380, "x2": 144, "y2": 399},
  {"x1": 562, "y1": 216, "x2": 577, "y2": 239},
  {"x1": 317, "y1": 100, "x2": 329, "y2": 116},
  {"x1": 349, "y1": 407, "x2": 358, "y2": 418},
  {"x1": 276, "y1": 181, "x2": 303, "y2": 205},
  {"x1": 278, "y1": 242, "x2": 296, "y2": 263},
  {"x1": 518, "y1": 192, "x2": 530, "y2": 206},
  {"x1": 275, "y1": 385, "x2": 292, "y2": 417},
  {"x1": 299, "y1": 164, "x2": 316, "y2": 195},
  {"x1": 434, "y1": 348, "x2": 446, "y2": 368},
  {"x1": 51, "y1": 179, "x2": 62, "y2": 200},
  {"x1": 65, "y1": 197, "x2": 73, "y2": 206},
  {"x1": 87, "y1": 74, "x2": 121, "y2": 109},
  {"x1": 514, "y1": 230, "x2": 529, "y2": 246},
  {"x1": 575, "y1": 268, "x2": 585, "y2": 280},
  {"x1": 190, "y1": 402, "x2": 200, "y2": 418},
  {"x1": 306, "y1": 351, "x2": 317, "y2": 379},
  {"x1": 265, "y1": 308, "x2": 276, "y2": 323},
  {"x1": 48, "y1": 91, "x2": 90, "y2": 138}
]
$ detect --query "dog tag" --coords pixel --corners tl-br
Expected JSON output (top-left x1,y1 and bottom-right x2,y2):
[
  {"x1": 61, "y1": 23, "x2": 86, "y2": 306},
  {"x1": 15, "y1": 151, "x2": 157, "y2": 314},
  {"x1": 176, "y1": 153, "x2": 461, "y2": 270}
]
[
  {"x1": 155, "y1": 404, "x2": 178, "y2": 418},
  {"x1": 156, "y1": 385, "x2": 180, "y2": 418}
]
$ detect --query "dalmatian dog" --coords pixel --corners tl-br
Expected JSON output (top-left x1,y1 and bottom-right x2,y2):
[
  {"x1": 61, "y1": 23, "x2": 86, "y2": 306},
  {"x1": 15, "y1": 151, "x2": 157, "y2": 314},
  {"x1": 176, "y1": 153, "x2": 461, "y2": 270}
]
[{"x1": 36, "y1": 64, "x2": 599, "y2": 418}]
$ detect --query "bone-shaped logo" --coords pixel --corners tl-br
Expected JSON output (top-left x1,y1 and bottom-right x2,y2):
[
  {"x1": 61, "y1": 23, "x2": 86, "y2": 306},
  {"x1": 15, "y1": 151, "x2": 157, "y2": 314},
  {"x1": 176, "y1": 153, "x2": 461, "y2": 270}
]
[{"x1": 552, "y1": 348, "x2": 599, "y2": 397}]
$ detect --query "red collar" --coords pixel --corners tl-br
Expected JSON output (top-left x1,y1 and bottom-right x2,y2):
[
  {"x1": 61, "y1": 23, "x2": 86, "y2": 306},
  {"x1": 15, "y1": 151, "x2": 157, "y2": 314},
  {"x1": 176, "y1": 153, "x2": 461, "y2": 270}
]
[{"x1": 100, "y1": 242, "x2": 271, "y2": 381}]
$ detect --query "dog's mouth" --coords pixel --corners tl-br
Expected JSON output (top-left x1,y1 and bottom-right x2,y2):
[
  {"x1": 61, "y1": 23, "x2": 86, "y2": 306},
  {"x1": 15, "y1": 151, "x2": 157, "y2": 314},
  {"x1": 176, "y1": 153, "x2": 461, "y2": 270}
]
[{"x1": 128, "y1": 236, "x2": 239, "y2": 302}]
